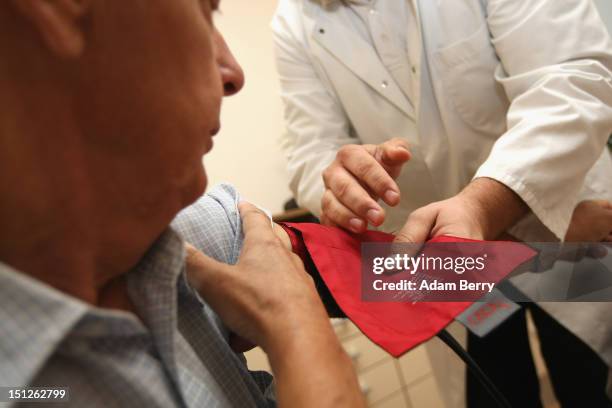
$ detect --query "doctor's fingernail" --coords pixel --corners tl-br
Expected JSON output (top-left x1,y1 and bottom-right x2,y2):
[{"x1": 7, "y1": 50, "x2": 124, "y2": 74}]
[
  {"x1": 384, "y1": 190, "x2": 400, "y2": 204},
  {"x1": 349, "y1": 218, "x2": 365, "y2": 233},
  {"x1": 367, "y1": 209, "x2": 382, "y2": 224}
]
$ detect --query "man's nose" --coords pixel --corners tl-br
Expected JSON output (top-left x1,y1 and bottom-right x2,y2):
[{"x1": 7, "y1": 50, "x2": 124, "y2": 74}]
[
  {"x1": 220, "y1": 62, "x2": 244, "y2": 96},
  {"x1": 215, "y1": 30, "x2": 245, "y2": 96}
]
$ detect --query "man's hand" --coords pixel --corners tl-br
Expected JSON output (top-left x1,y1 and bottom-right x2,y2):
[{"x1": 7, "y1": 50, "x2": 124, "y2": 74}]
[
  {"x1": 565, "y1": 200, "x2": 612, "y2": 242},
  {"x1": 517, "y1": 200, "x2": 612, "y2": 274},
  {"x1": 395, "y1": 178, "x2": 529, "y2": 243},
  {"x1": 321, "y1": 138, "x2": 411, "y2": 233},
  {"x1": 185, "y1": 202, "x2": 329, "y2": 354},
  {"x1": 186, "y1": 202, "x2": 366, "y2": 408}
]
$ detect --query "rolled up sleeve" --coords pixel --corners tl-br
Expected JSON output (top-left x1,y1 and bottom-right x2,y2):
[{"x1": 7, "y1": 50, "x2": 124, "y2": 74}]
[{"x1": 474, "y1": 0, "x2": 612, "y2": 239}]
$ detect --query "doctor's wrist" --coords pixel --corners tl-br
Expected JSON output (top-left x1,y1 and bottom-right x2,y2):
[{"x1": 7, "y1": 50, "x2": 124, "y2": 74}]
[{"x1": 460, "y1": 177, "x2": 529, "y2": 240}]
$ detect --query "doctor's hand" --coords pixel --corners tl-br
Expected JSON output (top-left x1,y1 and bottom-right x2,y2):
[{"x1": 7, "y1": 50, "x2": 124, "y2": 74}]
[
  {"x1": 321, "y1": 138, "x2": 411, "y2": 233},
  {"x1": 395, "y1": 178, "x2": 529, "y2": 244}
]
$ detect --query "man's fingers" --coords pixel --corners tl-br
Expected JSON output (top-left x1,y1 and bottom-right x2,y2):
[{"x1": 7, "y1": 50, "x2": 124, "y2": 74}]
[
  {"x1": 587, "y1": 243, "x2": 609, "y2": 259},
  {"x1": 601, "y1": 201, "x2": 612, "y2": 241},
  {"x1": 323, "y1": 166, "x2": 384, "y2": 226},
  {"x1": 590, "y1": 199, "x2": 612, "y2": 210},
  {"x1": 595, "y1": 199, "x2": 612, "y2": 221},
  {"x1": 335, "y1": 145, "x2": 401, "y2": 207},
  {"x1": 289, "y1": 251, "x2": 307, "y2": 272},
  {"x1": 321, "y1": 189, "x2": 369, "y2": 233},
  {"x1": 184, "y1": 243, "x2": 229, "y2": 292},
  {"x1": 238, "y1": 201, "x2": 276, "y2": 245}
]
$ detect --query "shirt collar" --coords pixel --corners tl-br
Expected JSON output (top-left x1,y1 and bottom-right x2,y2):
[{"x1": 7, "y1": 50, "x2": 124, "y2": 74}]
[
  {"x1": 127, "y1": 228, "x2": 186, "y2": 375},
  {"x1": 0, "y1": 263, "x2": 88, "y2": 387},
  {"x1": 0, "y1": 228, "x2": 186, "y2": 388}
]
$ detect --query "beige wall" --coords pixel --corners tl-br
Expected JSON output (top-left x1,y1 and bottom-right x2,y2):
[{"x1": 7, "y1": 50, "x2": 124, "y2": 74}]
[{"x1": 205, "y1": 0, "x2": 291, "y2": 214}]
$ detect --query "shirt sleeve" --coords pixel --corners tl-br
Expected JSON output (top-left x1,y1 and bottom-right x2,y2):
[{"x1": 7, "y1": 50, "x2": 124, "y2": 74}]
[
  {"x1": 172, "y1": 183, "x2": 244, "y2": 265},
  {"x1": 174, "y1": 185, "x2": 345, "y2": 318}
]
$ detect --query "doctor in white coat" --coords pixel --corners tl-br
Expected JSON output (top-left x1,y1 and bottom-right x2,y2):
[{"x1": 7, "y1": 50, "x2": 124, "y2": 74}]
[{"x1": 272, "y1": 0, "x2": 612, "y2": 407}]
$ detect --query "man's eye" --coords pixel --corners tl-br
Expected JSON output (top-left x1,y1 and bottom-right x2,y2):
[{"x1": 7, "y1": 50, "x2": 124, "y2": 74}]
[{"x1": 199, "y1": 0, "x2": 219, "y2": 23}]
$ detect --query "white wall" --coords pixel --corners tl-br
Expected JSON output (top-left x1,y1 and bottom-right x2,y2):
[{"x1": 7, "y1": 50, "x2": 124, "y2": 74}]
[{"x1": 205, "y1": 0, "x2": 291, "y2": 214}]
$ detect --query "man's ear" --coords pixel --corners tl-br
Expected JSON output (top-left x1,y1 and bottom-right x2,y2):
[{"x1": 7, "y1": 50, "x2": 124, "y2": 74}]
[{"x1": 10, "y1": 0, "x2": 91, "y2": 58}]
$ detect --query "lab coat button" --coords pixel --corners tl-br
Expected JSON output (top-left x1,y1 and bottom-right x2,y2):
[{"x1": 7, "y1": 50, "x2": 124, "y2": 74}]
[
  {"x1": 319, "y1": 28, "x2": 325, "y2": 34},
  {"x1": 381, "y1": 80, "x2": 388, "y2": 88}
]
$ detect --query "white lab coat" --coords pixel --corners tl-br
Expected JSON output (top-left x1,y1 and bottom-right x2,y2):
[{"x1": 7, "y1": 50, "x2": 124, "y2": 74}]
[{"x1": 272, "y1": 0, "x2": 612, "y2": 406}]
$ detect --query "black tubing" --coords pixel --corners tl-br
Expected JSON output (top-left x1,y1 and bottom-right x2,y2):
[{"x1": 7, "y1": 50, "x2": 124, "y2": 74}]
[{"x1": 437, "y1": 329, "x2": 513, "y2": 408}]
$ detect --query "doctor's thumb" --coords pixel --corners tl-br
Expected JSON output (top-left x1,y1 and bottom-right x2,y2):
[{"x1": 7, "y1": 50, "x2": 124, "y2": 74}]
[
  {"x1": 380, "y1": 138, "x2": 411, "y2": 166},
  {"x1": 394, "y1": 223, "x2": 429, "y2": 245},
  {"x1": 392, "y1": 209, "x2": 437, "y2": 260}
]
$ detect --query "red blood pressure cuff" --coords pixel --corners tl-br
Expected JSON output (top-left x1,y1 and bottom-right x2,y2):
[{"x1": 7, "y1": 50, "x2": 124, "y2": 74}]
[
  {"x1": 279, "y1": 223, "x2": 345, "y2": 318},
  {"x1": 280, "y1": 222, "x2": 535, "y2": 358}
]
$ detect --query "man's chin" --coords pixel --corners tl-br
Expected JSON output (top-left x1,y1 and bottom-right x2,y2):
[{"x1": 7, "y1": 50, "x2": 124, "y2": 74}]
[{"x1": 181, "y1": 168, "x2": 208, "y2": 208}]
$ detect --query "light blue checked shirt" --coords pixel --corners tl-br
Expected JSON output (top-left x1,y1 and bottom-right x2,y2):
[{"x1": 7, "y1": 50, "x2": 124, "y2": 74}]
[{"x1": 0, "y1": 184, "x2": 275, "y2": 407}]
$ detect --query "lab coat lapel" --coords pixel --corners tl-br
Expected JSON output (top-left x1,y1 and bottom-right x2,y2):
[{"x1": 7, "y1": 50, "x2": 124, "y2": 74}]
[
  {"x1": 411, "y1": 0, "x2": 424, "y2": 119},
  {"x1": 312, "y1": 12, "x2": 415, "y2": 119}
]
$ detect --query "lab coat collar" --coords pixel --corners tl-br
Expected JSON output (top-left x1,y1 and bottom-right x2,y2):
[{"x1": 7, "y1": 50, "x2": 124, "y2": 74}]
[{"x1": 311, "y1": 3, "x2": 416, "y2": 119}]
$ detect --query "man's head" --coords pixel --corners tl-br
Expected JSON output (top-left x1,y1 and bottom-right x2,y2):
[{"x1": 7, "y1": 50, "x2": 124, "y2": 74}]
[{"x1": 0, "y1": 0, "x2": 243, "y2": 287}]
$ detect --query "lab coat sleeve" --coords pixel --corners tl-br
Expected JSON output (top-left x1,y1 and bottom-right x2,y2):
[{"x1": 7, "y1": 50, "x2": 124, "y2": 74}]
[
  {"x1": 271, "y1": 6, "x2": 358, "y2": 217},
  {"x1": 474, "y1": 0, "x2": 612, "y2": 239}
]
